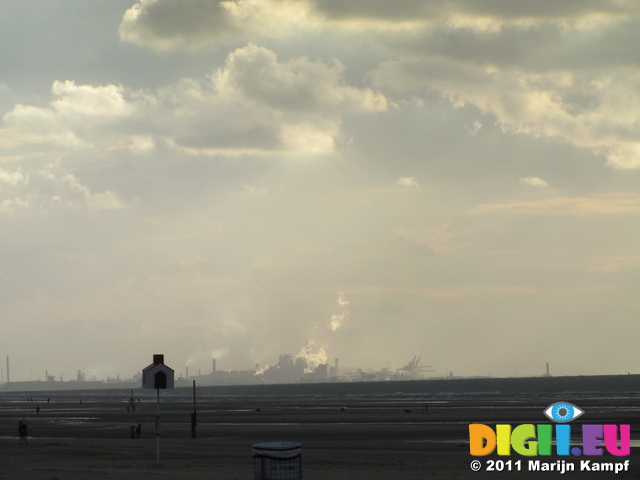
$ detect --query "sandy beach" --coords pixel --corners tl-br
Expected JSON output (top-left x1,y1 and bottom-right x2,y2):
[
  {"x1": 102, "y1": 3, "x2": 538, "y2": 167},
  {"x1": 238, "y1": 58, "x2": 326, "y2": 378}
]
[{"x1": 1, "y1": 379, "x2": 639, "y2": 479}]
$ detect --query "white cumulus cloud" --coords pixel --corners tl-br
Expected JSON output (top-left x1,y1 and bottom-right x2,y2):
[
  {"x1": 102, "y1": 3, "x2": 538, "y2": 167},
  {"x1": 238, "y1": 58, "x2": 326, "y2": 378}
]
[
  {"x1": 397, "y1": 176, "x2": 419, "y2": 187},
  {"x1": 2, "y1": 45, "x2": 386, "y2": 158},
  {"x1": 520, "y1": 176, "x2": 549, "y2": 187}
]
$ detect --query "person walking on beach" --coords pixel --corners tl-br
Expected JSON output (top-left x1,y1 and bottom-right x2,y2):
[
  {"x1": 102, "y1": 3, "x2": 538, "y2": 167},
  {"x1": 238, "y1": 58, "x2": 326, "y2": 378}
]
[
  {"x1": 18, "y1": 420, "x2": 28, "y2": 445},
  {"x1": 136, "y1": 424, "x2": 141, "y2": 439}
]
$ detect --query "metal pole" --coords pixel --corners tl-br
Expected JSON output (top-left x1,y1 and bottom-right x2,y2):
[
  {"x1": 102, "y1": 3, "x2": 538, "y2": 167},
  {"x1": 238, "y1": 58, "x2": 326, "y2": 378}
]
[
  {"x1": 156, "y1": 388, "x2": 160, "y2": 464},
  {"x1": 191, "y1": 380, "x2": 197, "y2": 439}
]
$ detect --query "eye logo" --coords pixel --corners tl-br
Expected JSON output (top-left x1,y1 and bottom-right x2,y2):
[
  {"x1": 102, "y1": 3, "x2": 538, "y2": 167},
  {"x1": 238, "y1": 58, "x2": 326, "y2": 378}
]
[{"x1": 543, "y1": 402, "x2": 584, "y2": 423}]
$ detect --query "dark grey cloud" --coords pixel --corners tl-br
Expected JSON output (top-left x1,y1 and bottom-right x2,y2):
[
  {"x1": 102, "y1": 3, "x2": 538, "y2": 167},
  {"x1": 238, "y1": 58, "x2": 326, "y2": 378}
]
[
  {"x1": 119, "y1": 0, "x2": 237, "y2": 48},
  {"x1": 378, "y1": 18, "x2": 640, "y2": 72}
]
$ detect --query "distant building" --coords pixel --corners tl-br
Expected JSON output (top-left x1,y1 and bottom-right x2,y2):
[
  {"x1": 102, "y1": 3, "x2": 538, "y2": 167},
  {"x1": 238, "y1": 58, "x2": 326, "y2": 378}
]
[
  {"x1": 262, "y1": 354, "x2": 307, "y2": 383},
  {"x1": 316, "y1": 364, "x2": 329, "y2": 379}
]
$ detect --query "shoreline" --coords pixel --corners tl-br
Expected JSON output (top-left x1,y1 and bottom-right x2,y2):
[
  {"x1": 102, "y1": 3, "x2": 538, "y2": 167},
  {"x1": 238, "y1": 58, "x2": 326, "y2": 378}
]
[{"x1": 3, "y1": 372, "x2": 640, "y2": 395}]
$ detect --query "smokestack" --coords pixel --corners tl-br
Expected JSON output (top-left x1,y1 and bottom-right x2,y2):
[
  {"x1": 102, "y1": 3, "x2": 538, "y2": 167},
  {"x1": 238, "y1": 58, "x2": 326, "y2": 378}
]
[
  {"x1": 546, "y1": 362, "x2": 550, "y2": 377},
  {"x1": 186, "y1": 366, "x2": 189, "y2": 379},
  {"x1": 212, "y1": 358, "x2": 216, "y2": 373},
  {"x1": 6, "y1": 356, "x2": 9, "y2": 383},
  {"x1": 334, "y1": 358, "x2": 339, "y2": 378}
]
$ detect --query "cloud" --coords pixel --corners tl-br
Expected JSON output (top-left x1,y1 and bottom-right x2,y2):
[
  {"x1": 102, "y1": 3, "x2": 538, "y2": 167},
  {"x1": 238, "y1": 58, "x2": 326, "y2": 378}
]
[
  {"x1": 519, "y1": 176, "x2": 549, "y2": 187},
  {"x1": 2, "y1": 45, "x2": 386, "y2": 158},
  {"x1": 475, "y1": 193, "x2": 640, "y2": 216},
  {"x1": 119, "y1": 0, "x2": 312, "y2": 50},
  {"x1": 2, "y1": 80, "x2": 137, "y2": 153},
  {"x1": 41, "y1": 4, "x2": 640, "y2": 170},
  {"x1": 43, "y1": 168, "x2": 125, "y2": 211},
  {"x1": 244, "y1": 184, "x2": 268, "y2": 195},
  {"x1": 50, "y1": 80, "x2": 132, "y2": 118},
  {"x1": 214, "y1": 44, "x2": 386, "y2": 114},
  {"x1": 369, "y1": 19, "x2": 640, "y2": 169},
  {"x1": 397, "y1": 176, "x2": 419, "y2": 187},
  {"x1": 309, "y1": 0, "x2": 640, "y2": 27},
  {"x1": 5, "y1": 81, "x2": 132, "y2": 134},
  {"x1": 394, "y1": 223, "x2": 461, "y2": 255},
  {"x1": 0, "y1": 197, "x2": 29, "y2": 214},
  {"x1": 122, "y1": 135, "x2": 156, "y2": 154},
  {"x1": 120, "y1": 0, "x2": 239, "y2": 49},
  {"x1": 0, "y1": 168, "x2": 27, "y2": 186},
  {"x1": 589, "y1": 255, "x2": 640, "y2": 273},
  {"x1": 162, "y1": 43, "x2": 386, "y2": 154},
  {"x1": 0, "y1": 163, "x2": 124, "y2": 215},
  {"x1": 465, "y1": 119, "x2": 483, "y2": 135},
  {"x1": 118, "y1": 0, "x2": 640, "y2": 52}
]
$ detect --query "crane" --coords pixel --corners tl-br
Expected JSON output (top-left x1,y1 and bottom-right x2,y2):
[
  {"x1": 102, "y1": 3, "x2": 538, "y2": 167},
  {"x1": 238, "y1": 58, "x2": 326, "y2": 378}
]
[{"x1": 397, "y1": 356, "x2": 435, "y2": 379}]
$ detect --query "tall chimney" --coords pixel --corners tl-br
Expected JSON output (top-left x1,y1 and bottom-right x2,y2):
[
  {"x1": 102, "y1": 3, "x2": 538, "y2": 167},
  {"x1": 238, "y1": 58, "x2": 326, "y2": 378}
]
[
  {"x1": 212, "y1": 358, "x2": 216, "y2": 373},
  {"x1": 334, "y1": 358, "x2": 339, "y2": 378},
  {"x1": 153, "y1": 354, "x2": 164, "y2": 365},
  {"x1": 6, "y1": 356, "x2": 9, "y2": 383}
]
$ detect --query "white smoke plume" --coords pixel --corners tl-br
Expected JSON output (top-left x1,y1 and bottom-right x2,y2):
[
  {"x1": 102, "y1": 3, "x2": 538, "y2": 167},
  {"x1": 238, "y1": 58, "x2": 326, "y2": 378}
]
[
  {"x1": 328, "y1": 292, "x2": 349, "y2": 331},
  {"x1": 253, "y1": 362, "x2": 268, "y2": 376},
  {"x1": 256, "y1": 293, "x2": 349, "y2": 377},
  {"x1": 296, "y1": 340, "x2": 328, "y2": 372}
]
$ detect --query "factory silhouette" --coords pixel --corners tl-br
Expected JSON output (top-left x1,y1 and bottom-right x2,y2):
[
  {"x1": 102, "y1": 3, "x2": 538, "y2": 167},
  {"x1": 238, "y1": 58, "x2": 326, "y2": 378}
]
[{"x1": 1, "y1": 354, "x2": 437, "y2": 391}]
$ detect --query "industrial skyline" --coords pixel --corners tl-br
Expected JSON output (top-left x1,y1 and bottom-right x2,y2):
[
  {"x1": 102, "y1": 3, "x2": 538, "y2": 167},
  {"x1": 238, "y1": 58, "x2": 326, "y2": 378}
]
[{"x1": 2, "y1": 351, "x2": 560, "y2": 388}]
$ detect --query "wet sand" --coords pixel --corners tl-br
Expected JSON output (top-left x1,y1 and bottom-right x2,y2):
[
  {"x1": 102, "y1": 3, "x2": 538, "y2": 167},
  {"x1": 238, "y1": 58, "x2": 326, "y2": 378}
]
[{"x1": 1, "y1": 382, "x2": 639, "y2": 479}]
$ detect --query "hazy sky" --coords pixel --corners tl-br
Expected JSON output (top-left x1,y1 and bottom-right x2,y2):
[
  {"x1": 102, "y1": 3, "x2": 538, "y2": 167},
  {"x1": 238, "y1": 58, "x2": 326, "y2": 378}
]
[{"x1": 3, "y1": 0, "x2": 640, "y2": 382}]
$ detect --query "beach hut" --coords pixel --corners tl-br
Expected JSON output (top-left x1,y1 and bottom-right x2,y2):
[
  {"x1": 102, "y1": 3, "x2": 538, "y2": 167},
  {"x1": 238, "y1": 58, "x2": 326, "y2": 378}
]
[{"x1": 142, "y1": 354, "x2": 175, "y2": 389}]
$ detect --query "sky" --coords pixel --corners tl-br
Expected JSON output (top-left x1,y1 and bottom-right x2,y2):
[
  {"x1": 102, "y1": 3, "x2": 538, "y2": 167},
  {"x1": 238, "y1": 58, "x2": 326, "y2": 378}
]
[{"x1": 3, "y1": 0, "x2": 640, "y2": 382}]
